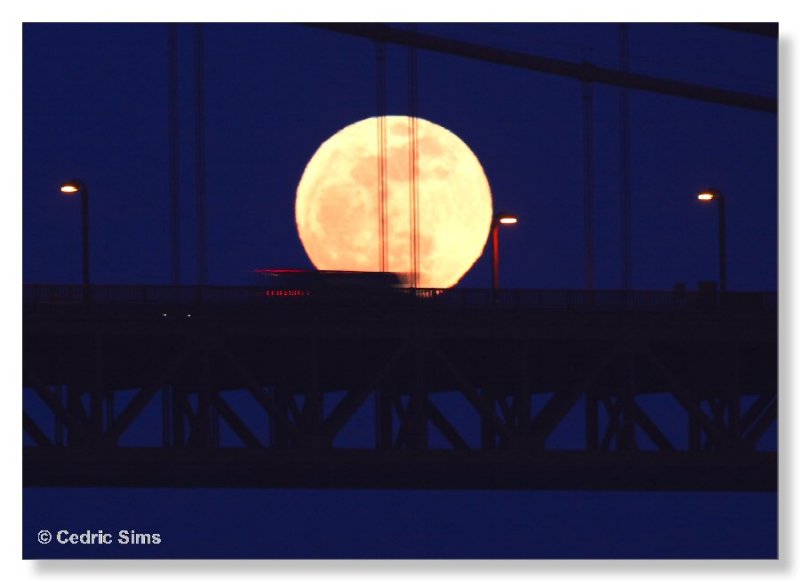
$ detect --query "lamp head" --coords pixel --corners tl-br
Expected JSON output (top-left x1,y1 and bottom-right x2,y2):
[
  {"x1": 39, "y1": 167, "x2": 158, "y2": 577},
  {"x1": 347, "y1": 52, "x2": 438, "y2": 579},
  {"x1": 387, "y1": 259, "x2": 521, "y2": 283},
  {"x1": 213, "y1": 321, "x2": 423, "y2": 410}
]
[
  {"x1": 697, "y1": 188, "x2": 722, "y2": 202},
  {"x1": 60, "y1": 180, "x2": 84, "y2": 195},
  {"x1": 495, "y1": 212, "x2": 519, "y2": 225}
]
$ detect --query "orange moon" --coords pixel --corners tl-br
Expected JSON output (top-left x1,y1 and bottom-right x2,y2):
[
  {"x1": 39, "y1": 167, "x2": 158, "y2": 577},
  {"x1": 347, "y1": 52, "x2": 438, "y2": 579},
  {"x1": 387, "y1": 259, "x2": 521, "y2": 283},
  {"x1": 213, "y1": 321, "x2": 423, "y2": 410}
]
[{"x1": 295, "y1": 116, "x2": 493, "y2": 288}]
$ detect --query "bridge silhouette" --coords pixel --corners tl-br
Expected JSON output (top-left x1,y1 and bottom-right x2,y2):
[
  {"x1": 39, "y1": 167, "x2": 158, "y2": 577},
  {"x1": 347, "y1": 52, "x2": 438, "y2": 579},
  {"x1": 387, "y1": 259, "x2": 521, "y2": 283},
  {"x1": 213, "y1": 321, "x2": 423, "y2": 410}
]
[{"x1": 23, "y1": 284, "x2": 776, "y2": 491}]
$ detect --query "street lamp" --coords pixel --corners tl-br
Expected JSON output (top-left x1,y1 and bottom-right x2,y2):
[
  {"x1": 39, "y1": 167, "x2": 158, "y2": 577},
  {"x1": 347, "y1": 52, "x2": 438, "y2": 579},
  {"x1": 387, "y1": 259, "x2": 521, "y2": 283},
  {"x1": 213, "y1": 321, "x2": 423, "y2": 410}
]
[
  {"x1": 696, "y1": 188, "x2": 726, "y2": 292},
  {"x1": 490, "y1": 212, "x2": 519, "y2": 290},
  {"x1": 60, "y1": 180, "x2": 90, "y2": 286}
]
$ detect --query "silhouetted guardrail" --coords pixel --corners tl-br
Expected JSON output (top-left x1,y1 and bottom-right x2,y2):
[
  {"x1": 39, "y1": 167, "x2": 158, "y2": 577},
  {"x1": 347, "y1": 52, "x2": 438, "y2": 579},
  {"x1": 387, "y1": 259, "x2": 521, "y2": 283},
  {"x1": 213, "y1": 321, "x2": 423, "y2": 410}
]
[{"x1": 22, "y1": 284, "x2": 777, "y2": 311}]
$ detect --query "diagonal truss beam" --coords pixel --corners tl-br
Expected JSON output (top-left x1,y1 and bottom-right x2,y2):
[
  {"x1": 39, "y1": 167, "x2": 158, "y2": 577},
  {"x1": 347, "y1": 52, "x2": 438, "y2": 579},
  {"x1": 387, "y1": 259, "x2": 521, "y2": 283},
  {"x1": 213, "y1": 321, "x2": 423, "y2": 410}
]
[
  {"x1": 433, "y1": 347, "x2": 514, "y2": 442},
  {"x1": 23, "y1": 363, "x2": 86, "y2": 439},
  {"x1": 644, "y1": 347, "x2": 729, "y2": 448},
  {"x1": 222, "y1": 348, "x2": 299, "y2": 441},
  {"x1": 105, "y1": 348, "x2": 190, "y2": 445},
  {"x1": 324, "y1": 346, "x2": 406, "y2": 444},
  {"x1": 530, "y1": 347, "x2": 621, "y2": 447},
  {"x1": 212, "y1": 392, "x2": 263, "y2": 448},
  {"x1": 743, "y1": 399, "x2": 777, "y2": 448},
  {"x1": 633, "y1": 402, "x2": 675, "y2": 451},
  {"x1": 23, "y1": 411, "x2": 52, "y2": 447},
  {"x1": 425, "y1": 399, "x2": 470, "y2": 450},
  {"x1": 741, "y1": 392, "x2": 776, "y2": 435}
]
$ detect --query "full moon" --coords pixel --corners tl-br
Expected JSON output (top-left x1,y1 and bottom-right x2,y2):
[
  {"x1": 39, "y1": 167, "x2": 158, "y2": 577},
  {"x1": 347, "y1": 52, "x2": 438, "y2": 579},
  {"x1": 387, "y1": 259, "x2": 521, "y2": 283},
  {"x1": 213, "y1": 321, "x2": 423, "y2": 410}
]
[{"x1": 295, "y1": 116, "x2": 493, "y2": 288}]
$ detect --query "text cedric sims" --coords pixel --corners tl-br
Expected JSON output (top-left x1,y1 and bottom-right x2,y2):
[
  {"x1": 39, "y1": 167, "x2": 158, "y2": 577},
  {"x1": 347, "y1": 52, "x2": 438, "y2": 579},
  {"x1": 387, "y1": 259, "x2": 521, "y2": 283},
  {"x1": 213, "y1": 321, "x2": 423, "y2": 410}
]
[{"x1": 54, "y1": 530, "x2": 161, "y2": 545}]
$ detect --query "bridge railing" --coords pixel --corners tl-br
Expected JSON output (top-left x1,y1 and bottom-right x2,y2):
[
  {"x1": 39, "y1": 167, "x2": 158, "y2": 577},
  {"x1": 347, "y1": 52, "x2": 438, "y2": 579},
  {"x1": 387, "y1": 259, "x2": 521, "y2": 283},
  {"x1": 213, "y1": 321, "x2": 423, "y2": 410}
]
[
  {"x1": 22, "y1": 284, "x2": 777, "y2": 311},
  {"x1": 428, "y1": 288, "x2": 776, "y2": 310}
]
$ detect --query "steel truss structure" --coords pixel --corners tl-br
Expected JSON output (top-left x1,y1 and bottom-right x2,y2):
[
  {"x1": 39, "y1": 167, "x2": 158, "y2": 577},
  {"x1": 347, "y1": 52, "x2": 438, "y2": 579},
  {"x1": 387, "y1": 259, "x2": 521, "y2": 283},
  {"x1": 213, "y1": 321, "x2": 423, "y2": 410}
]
[{"x1": 23, "y1": 285, "x2": 777, "y2": 491}]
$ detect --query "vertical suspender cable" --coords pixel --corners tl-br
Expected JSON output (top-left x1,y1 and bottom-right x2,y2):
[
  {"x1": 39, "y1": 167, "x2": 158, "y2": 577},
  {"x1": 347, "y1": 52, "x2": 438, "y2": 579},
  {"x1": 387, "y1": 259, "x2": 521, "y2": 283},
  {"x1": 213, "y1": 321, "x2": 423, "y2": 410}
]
[
  {"x1": 376, "y1": 42, "x2": 388, "y2": 273},
  {"x1": 168, "y1": 24, "x2": 181, "y2": 286},
  {"x1": 194, "y1": 24, "x2": 208, "y2": 285},
  {"x1": 408, "y1": 25, "x2": 420, "y2": 288},
  {"x1": 619, "y1": 24, "x2": 632, "y2": 291},
  {"x1": 582, "y1": 66, "x2": 595, "y2": 291}
]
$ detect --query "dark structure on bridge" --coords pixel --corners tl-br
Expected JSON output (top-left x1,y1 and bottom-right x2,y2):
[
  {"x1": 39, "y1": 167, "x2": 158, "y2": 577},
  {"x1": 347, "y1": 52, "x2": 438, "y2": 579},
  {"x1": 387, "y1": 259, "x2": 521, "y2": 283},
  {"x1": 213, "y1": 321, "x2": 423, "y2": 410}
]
[{"x1": 23, "y1": 284, "x2": 777, "y2": 491}]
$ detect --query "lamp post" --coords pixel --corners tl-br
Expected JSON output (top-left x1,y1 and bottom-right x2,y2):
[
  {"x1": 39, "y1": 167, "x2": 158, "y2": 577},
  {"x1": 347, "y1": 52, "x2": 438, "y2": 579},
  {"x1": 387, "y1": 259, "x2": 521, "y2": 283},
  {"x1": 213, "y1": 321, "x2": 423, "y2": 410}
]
[
  {"x1": 60, "y1": 180, "x2": 90, "y2": 286},
  {"x1": 490, "y1": 212, "x2": 519, "y2": 290},
  {"x1": 697, "y1": 188, "x2": 726, "y2": 292}
]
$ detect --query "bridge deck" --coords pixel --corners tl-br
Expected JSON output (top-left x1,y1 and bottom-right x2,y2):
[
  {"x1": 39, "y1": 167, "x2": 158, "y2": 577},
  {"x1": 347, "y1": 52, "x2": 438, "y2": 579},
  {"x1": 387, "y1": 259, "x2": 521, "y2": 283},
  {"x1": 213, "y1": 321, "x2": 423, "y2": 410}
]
[
  {"x1": 23, "y1": 448, "x2": 777, "y2": 491},
  {"x1": 23, "y1": 285, "x2": 778, "y2": 491},
  {"x1": 23, "y1": 285, "x2": 776, "y2": 397}
]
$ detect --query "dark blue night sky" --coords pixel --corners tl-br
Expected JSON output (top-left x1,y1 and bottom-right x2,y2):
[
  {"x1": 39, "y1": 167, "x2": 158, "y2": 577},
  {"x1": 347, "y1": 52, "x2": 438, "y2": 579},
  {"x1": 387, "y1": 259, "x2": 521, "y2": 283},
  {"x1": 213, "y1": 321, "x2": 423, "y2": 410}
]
[
  {"x1": 23, "y1": 23, "x2": 776, "y2": 291},
  {"x1": 23, "y1": 22, "x2": 777, "y2": 559}
]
